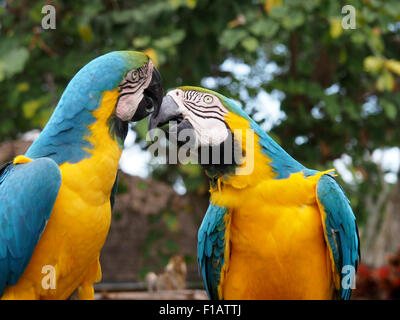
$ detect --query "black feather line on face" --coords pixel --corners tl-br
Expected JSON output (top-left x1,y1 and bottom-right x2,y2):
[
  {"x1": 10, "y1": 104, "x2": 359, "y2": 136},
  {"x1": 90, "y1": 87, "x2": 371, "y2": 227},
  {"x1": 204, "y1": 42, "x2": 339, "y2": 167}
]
[
  {"x1": 182, "y1": 101, "x2": 226, "y2": 124},
  {"x1": 118, "y1": 89, "x2": 140, "y2": 97},
  {"x1": 184, "y1": 100, "x2": 226, "y2": 115},
  {"x1": 116, "y1": 63, "x2": 151, "y2": 114},
  {"x1": 115, "y1": 89, "x2": 140, "y2": 113},
  {"x1": 119, "y1": 84, "x2": 140, "y2": 90},
  {"x1": 183, "y1": 102, "x2": 226, "y2": 119}
]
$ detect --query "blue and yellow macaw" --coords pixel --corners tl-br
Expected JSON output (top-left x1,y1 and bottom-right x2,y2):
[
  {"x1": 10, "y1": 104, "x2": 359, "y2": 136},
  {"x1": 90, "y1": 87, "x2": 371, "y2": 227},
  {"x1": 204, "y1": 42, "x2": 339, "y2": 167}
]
[
  {"x1": 0, "y1": 51, "x2": 163, "y2": 299},
  {"x1": 149, "y1": 86, "x2": 360, "y2": 300}
]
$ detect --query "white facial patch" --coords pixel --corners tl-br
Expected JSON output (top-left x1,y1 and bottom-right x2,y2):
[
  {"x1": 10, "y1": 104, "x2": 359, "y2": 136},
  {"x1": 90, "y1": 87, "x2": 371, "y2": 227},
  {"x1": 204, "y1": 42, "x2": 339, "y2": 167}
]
[
  {"x1": 167, "y1": 89, "x2": 230, "y2": 146},
  {"x1": 116, "y1": 60, "x2": 154, "y2": 121}
]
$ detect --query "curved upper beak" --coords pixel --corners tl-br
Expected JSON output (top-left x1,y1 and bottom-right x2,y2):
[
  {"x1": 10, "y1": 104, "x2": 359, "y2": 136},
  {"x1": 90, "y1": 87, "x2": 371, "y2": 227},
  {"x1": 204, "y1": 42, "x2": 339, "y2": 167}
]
[
  {"x1": 131, "y1": 67, "x2": 163, "y2": 122},
  {"x1": 148, "y1": 95, "x2": 182, "y2": 132}
]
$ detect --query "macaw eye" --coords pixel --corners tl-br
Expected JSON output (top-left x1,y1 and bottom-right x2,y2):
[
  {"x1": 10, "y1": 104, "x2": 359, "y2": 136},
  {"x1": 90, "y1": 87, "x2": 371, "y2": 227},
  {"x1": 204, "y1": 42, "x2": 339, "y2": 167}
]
[
  {"x1": 131, "y1": 70, "x2": 138, "y2": 81},
  {"x1": 203, "y1": 95, "x2": 213, "y2": 104},
  {"x1": 145, "y1": 97, "x2": 155, "y2": 113}
]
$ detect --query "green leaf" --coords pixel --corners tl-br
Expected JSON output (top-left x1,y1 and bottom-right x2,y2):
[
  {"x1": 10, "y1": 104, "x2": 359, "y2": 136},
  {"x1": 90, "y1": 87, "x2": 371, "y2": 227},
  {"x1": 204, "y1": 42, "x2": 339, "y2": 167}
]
[
  {"x1": 385, "y1": 59, "x2": 400, "y2": 76},
  {"x1": 248, "y1": 19, "x2": 279, "y2": 38},
  {"x1": 133, "y1": 36, "x2": 151, "y2": 48},
  {"x1": 22, "y1": 98, "x2": 46, "y2": 119},
  {"x1": 367, "y1": 32, "x2": 384, "y2": 54},
  {"x1": 269, "y1": 5, "x2": 288, "y2": 19},
  {"x1": 329, "y1": 18, "x2": 343, "y2": 38},
  {"x1": 350, "y1": 31, "x2": 366, "y2": 44},
  {"x1": 0, "y1": 47, "x2": 29, "y2": 80},
  {"x1": 376, "y1": 70, "x2": 394, "y2": 91},
  {"x1": 28, "y1": 2, "x2": 45, "y2": 23},
  {"x1": 0, "y1": 61, "x2": 4, "y2": 82},
  {"x1": 361, "y1": 7, "x2": 377, "y2": 23},
  {"x1": 364, "y1": 56, "x2": 384, "y2": 73},
  {"x1": 169, "y1": 29, "x2": 186, "y2": 44},
  {"x1": 344, "y1": 99, "x2": 361, "y2": 120},
  {"x1": 220, "y1": 29, "x2": 248, "y2": 50},
  {"x1": 17, "y1": 82, "x2": 30, "y2": 92},
  {"x1": 302, "y1": 0, "x2": 318, "y2": 12},
  {"x1": 185, "y1": 0, "x2": 197, "y2": 9},
  {"x1": 169, "y1": 0, "x2": 182, "y2": 9},
  {"x1": 324, "y1": 95, "x2": 340, "y2": 119},
  {"x1": 241, "y1": 37, "x2": 259, "y2": 52},
  {"x1": 282, "y1": 11, "x2": 305, "y2": 30},
  {"x1": 77, "y1": 24, "x2": 93, "y2": 43},
  {"x1": 153, "y1": 30, "x2": 185, "y2": 50},
  {"x1": 381, "y1": 100, "x2": 397, "y2": 119},
  {"x1": 384, "y1": 2, "x2": 400, "y2": 15}
]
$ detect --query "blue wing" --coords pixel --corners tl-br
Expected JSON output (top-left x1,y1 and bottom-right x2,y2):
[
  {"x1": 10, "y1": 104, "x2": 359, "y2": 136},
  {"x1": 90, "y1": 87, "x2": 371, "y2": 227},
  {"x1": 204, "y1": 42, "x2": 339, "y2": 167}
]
[
  {"x1": 197, "y1": 203, "x2": 230, "y2": 300},
  {"x1": 316, "y1": 174, "x2": 360, "y2": 300},
  {"x1": 0, "y1": 158, "x2": 61, "y2": 296}
]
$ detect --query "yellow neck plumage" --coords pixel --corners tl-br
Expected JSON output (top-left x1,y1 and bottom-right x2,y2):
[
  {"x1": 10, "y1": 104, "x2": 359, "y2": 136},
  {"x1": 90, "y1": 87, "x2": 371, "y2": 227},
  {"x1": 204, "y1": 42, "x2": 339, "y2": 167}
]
[{"x1": 209, "y1": 111, "x2": 275, "y2": 192}]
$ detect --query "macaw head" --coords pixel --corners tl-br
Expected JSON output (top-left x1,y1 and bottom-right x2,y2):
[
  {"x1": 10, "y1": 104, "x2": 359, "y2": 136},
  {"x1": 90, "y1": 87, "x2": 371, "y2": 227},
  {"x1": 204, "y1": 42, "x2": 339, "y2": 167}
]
[
  {"x1": 114, "y1": 52, "x2": 163, "y2": 122},
  {"x1": 148, "y1": 86, "x2": 258, "y2": 178},
  {"x1": 25, "y1": 51, "x2": 163, "y2": 164},
  {"x1": 149, "y1": 86, "x2": 306, "y2": 185},
  {"x1": 77, "y1": 51, "x2": 163, "y2": 122},
  {"x1": 51, "y1": 51, "x2": 163, "y2": 132}
]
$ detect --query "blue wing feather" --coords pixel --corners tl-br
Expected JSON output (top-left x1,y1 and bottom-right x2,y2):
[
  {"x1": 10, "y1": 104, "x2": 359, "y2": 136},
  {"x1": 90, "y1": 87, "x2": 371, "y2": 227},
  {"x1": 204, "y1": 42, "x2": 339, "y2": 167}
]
[
  {"x1": 0, "y1": 158, "x2": 61, "y2": 296},
  {"x1": 197, "y1": 203, "x2": 228, "y2": 300},
  {"x1": 316, "y1": 174, "x2": 360, "y2": 300}
]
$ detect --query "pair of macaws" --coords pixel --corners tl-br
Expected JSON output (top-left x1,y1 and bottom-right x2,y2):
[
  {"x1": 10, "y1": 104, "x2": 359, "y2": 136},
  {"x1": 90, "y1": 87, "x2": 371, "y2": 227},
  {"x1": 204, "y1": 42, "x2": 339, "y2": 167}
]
[{"x1": 0, "y1": 51, "x2": 359, "y2": 300}]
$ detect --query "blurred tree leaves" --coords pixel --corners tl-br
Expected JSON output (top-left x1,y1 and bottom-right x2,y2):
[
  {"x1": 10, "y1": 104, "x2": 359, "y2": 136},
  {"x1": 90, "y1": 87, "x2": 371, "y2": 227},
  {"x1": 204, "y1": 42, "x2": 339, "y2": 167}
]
[{"x1": 0, "y1": 47, "x2": 29, "y2": 81}]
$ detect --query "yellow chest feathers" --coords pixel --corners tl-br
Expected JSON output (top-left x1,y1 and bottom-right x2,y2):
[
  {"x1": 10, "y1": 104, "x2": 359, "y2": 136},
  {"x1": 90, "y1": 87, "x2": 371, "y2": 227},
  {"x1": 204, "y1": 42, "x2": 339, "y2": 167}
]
[
  {"x1": 60, "y1": 89, "x2": 122, "y2": 205},
  {"x1": 210, "y1": 171, "x2": 331, "y2": 210}
]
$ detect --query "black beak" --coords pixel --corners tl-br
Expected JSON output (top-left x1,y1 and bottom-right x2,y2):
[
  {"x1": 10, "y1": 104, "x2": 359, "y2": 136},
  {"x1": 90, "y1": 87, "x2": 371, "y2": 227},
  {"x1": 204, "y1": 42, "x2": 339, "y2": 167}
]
[
  {"x1": 131, "y1": 67, "x2": 163, "y2": 122},
  {"x1": 148, "y1": 95, "x2": 180, "y2": 133},
  {"x1": 148, "y1": 95, "x2": 194, "y2": 141}
]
